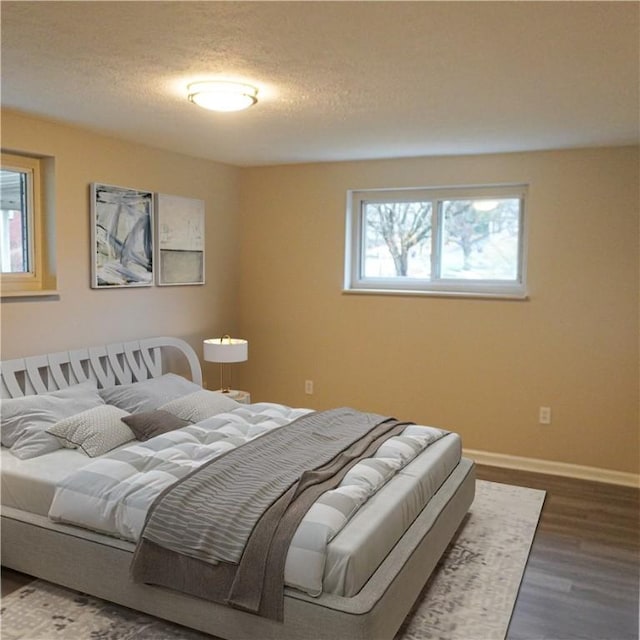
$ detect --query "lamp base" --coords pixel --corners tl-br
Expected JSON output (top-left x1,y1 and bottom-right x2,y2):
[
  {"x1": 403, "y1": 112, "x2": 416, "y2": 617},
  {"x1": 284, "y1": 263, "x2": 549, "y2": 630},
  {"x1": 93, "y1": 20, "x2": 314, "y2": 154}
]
[{"x1": 212, "y1": 388, "x2": 251, "y2": 404}]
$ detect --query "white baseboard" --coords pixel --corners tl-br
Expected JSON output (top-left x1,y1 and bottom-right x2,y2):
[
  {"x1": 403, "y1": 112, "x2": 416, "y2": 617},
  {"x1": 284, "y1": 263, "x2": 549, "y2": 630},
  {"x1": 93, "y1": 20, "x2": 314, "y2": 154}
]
[{"x1": 463, "y1": 448, "x2": 639, "y2": 488}]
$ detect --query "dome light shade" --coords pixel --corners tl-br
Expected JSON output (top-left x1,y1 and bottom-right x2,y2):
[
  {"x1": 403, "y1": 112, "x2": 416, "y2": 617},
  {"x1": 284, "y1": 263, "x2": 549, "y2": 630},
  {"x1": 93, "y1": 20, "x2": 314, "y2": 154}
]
[{"x1": 187, "y1": 81, "x2": 258, "y2": 112}]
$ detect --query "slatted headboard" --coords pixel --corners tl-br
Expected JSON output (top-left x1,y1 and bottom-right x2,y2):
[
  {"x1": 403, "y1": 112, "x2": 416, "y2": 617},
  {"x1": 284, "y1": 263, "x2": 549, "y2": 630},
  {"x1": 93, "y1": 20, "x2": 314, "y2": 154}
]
[{"x1": 0, "y1": 337, "x2": 202, "y2": 399}]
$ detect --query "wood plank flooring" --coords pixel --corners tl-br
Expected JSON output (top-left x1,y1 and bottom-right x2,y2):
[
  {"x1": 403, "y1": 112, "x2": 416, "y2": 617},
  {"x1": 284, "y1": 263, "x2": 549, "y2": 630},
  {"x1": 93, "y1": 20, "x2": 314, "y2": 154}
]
[
  {"x1": 2, "y1": 465, "x2": 638, "y2": 639},
  {"x1": 475, "y1": 465, "x2": 639, "y2": 640}
]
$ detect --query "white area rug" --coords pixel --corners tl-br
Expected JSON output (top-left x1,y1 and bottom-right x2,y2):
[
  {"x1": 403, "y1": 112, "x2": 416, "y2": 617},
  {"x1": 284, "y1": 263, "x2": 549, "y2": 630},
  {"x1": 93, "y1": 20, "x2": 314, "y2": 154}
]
[{"x1": 0, "y1": 480, "x2": 545, "y2": 640}]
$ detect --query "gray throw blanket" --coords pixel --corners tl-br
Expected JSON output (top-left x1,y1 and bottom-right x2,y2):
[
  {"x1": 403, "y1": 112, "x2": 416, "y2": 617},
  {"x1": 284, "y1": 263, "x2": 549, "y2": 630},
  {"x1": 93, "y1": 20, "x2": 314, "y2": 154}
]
[{"x1": 131, "y1": 408, "x2": 410, "y2": 620}]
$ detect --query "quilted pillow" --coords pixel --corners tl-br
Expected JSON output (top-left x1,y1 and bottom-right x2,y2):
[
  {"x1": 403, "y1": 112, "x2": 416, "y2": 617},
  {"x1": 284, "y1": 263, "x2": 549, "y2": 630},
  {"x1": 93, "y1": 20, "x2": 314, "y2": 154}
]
[
  {"x1": 160, "y1": 389, "x2": 239, "y2": 423},
  {"x1": 99, "y1": 373, "x2": 201, "y2": 413},
  {"x1": 47, "y1": 405, "x2": 135, "y2": 457},
  {"x1": 122, "y1": 409, "x2": 191, "y2": 441},
  {"x1": 1, "y1": 382, "x2": 105, "y2": 459}
]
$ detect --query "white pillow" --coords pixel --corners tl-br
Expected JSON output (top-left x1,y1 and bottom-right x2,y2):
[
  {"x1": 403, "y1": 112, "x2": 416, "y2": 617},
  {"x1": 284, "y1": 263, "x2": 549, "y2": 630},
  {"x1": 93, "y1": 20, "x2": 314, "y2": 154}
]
[
  {"x1": 47, "y1": 405, "x2": 134, "y2": 457},
  {"x1": 99, "y1": 373, "x2": 201, "y2": 413},
  {"x1": 160, "y1": 390, "x2": 239, "y2": 423},
  {"x1": 1, "y1": 382, "x2": 105, "y2": 459}
]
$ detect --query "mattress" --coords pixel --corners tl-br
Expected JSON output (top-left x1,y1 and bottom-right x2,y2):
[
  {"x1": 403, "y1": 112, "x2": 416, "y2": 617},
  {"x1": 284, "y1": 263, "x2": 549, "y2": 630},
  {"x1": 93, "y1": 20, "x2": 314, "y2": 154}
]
[
  {"x1": 1, "y1": 447, "x2": 98, "y2": 515},
  {"x1": 1, "y1": 431, "x2": 461, "y2": 596},
  {"x1": 323, "y1": 431, "x2": 461, "y2": 596}
]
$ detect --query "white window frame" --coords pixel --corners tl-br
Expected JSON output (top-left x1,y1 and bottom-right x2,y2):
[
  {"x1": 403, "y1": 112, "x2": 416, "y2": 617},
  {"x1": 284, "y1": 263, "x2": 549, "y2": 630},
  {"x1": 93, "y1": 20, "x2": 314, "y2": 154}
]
[
  {"x1": 344, "y1": 184, "x2": 528, "y2": 299},
  {"x1": 1, "y1": 152, "x2": 44, "y2": 294}
]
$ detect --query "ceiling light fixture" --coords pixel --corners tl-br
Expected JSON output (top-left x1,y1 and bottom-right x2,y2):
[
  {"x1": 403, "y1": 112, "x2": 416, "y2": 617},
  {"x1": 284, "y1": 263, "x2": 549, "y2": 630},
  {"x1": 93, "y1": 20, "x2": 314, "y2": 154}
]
[{"x1": 187, "y1": 81, "x2": 258, "y2": 112}]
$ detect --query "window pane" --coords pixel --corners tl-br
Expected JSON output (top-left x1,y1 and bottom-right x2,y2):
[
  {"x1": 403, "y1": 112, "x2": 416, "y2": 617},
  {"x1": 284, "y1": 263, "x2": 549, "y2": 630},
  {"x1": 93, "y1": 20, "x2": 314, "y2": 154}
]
[
  {"x1": 0, "y1": 169, "x2": 29, "y2": 273},
  {"x1": 440, "y1": 198, "x2": 520, "y2": 280},
  {"x1": 362, "y1": 201, "x2": 432, "y2": 278}
]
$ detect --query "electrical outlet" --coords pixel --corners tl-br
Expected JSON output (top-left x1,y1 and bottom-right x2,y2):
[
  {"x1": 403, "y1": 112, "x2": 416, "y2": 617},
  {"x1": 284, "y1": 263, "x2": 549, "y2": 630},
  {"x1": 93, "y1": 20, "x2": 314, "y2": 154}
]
[
  {"x1": 539, "y1": 406, "x2": 552, "y2": 425},
  {"x1": 305, "y1": 380, "x2": 314, "y2": 395}
]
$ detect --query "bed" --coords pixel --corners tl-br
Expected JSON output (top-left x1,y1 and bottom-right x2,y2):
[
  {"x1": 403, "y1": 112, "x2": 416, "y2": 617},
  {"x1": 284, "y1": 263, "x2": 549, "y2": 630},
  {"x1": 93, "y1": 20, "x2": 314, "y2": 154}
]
[{"x1": 1, "y1": 336, "x2": 475, "y2": 640}]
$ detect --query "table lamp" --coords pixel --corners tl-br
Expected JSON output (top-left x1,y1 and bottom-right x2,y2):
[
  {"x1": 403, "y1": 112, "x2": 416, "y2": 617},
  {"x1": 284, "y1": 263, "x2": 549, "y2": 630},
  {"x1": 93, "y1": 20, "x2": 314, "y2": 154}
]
[{"x1": 203, "y1": 335, "x2": 248, "y2": 393}]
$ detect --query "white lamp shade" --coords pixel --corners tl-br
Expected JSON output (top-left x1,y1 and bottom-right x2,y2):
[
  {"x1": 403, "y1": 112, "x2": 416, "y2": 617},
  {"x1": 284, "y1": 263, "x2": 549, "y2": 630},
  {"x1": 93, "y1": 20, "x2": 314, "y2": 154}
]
[{"x1": 203, "y1": 337, "x2": 248, "y2": 363}]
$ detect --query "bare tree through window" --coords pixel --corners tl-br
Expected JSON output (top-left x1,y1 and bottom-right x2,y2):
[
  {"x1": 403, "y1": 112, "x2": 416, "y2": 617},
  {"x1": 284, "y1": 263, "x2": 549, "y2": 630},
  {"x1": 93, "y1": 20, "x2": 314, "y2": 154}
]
[
  {"x1": 363, "y1": 201, "x2": 432, "y2": 277},
  {"x1": 441, "y1": 199, "x2": 520, "y2": 279}
]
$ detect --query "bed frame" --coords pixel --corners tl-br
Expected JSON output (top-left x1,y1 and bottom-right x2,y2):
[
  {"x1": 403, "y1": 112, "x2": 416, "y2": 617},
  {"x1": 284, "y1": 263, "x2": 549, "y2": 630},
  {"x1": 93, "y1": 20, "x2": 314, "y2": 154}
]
[{"x1": 1, "y1": 336, "x2": 475, "y2": 640}]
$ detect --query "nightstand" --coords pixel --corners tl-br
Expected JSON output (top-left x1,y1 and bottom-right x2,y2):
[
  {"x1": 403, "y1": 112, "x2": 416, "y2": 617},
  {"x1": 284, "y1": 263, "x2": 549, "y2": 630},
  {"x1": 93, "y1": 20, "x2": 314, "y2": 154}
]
[{"x1": 217, "y1": 389, "x2": 251, "y2": 404}]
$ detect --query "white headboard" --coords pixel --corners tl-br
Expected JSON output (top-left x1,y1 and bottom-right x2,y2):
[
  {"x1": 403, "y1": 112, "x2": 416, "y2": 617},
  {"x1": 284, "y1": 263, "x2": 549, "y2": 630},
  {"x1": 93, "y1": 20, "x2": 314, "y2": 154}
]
[{"x1": 0, "y1": 337, "x2": 202, "y2": 399}]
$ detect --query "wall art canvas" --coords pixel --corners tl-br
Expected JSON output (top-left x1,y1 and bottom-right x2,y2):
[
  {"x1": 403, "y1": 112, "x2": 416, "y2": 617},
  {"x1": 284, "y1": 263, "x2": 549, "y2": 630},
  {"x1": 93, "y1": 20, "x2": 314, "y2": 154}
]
[
  {"x1": 91, "y1": 183, "x2": 154, "y2": 288},
  {"x1": 156, "y1": 193, "x2": 205, "y2": 286}
]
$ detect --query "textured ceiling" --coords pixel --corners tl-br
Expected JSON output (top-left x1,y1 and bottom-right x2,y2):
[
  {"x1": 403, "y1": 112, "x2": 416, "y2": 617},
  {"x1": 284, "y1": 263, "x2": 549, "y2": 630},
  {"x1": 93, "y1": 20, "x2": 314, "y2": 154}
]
[{"x1": 1, "y1": 1, "x2": 638, "y2": 167}]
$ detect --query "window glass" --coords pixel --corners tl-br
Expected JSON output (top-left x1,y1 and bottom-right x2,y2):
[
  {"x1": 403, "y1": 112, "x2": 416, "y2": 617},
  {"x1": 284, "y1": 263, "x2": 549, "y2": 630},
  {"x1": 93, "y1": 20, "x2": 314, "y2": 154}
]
[
  {"x1": 362, "y1": 201, "x2": 432, "y2": 279},
  {"x1": 0, "y1": 168, "x2": 30, "y2": 273},
  {"x1": 440, "y1": 198, "x2": 521, "y2": 281}
]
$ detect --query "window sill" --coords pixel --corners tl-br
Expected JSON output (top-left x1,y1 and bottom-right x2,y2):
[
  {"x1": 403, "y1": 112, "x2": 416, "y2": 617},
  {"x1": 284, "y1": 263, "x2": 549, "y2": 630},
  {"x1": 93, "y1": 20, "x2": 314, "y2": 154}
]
[
  {"x1": 1, "y1": 289, "x2": 60, "y2": 300},
  {"x1": 342, "y1": 288, "x2": 529, "y2": 301}
]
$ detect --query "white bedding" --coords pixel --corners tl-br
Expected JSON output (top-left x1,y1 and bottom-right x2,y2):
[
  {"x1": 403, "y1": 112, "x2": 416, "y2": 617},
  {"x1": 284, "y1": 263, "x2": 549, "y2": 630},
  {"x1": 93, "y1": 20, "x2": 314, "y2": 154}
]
[
  {"x1": 1, "y1": 447, "x2": 110, "y2": 515},
  {"x1": 1, "y1": 405, "x2": 461, "y2": 598},
  {"x1": 324, "y1": 432, "x2": 460, "y2": 596}
]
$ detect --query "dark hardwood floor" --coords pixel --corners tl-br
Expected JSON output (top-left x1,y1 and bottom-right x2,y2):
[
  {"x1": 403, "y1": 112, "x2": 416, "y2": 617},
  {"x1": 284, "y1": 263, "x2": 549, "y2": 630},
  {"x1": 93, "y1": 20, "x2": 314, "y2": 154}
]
[
  {"x1": 475, "y1": 465, "x2": 639, "y2": 640},
  {"x1": 2, "y1": 465, "x2": 639, "y2": 639}
]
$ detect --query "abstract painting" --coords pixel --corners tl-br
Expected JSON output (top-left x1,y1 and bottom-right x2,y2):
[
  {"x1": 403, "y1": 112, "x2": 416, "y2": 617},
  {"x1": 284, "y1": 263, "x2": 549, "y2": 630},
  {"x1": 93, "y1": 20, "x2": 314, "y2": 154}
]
[
  {"x1": 91, "y1": 183, "x2": 154, "y2": 288},
  {"x1": 156, "y1": 193, "x2": 205, "y2": 285}
]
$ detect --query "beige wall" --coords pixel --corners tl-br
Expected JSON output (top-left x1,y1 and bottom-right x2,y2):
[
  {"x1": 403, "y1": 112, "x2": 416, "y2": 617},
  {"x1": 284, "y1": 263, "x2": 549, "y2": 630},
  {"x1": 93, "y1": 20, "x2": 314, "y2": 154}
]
[
  {"x1": 2, "y1": 111, "x2": 637, "y2": 475},
  {"x1": 1, "y1": 110, "x2": 241, "y2": 388},
  {"x1": 238, "y1": 147, "x2": 640, "y2": 474}
]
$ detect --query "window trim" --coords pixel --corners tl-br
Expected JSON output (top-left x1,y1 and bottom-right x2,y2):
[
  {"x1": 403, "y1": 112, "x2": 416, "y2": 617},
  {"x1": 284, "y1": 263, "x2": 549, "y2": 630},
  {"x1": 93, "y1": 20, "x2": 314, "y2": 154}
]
[
  {"x1": 344, "y1": 184, "x2": 528, "y2": 299},
  {"x1": 0, "y1": 149, "x2": 58, "y2": 298}
]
